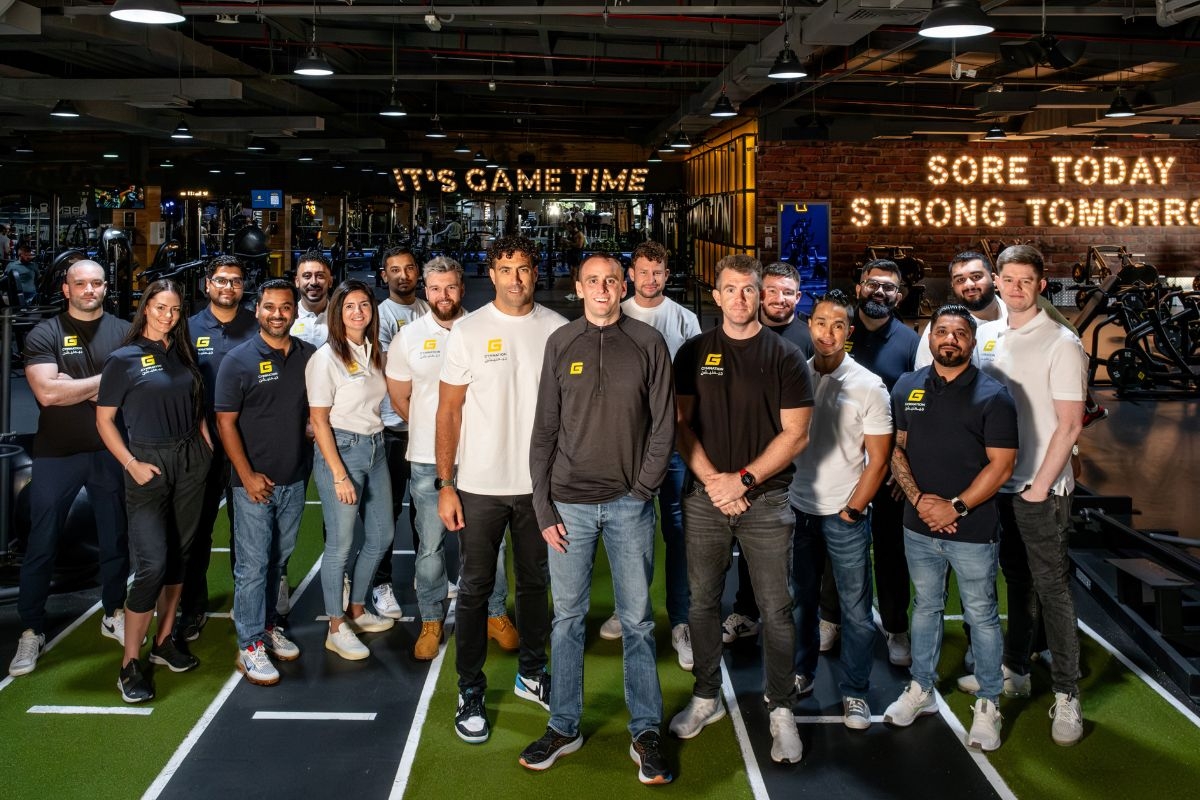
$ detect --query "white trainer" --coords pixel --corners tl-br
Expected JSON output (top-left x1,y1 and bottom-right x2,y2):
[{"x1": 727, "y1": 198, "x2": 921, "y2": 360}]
[
  {"x1": 9, "y1": 629, "x2": 45, "y2": 677},
  {"x1": 276, "y1": 574, "x2": 290, "y2": 616},
  {"x1": 237, "y1": 641, "x2": 280, "y2": 686},
  {"x1": 818, "y1": 619, "x2": 841, "y2": 652},
  {"x1": 100, "y1": 609, "x2": 126, "y2": 645},
  {"x1": 883, "y1": 681, "x2": 938, "y2": 727},
  {"x1": 263, "y1": 626, "x2": 300, "y2": 661},
  {"x1": 721, "y1": 612, "x2": 760, "y2": 644},
  {"x1": 669, "y1": 696, "x2": 726, "y2": 739},
  {"x1": 325, "y1": 626, "x2": 370, "y2": 661},
  {"x1": 372, "y1": 583, "x2": 403, "y2": 620},
  {"x1": 768, "y1": 706, "x2": 803, "y2": 763},
  {"x1": 599, "y1": 613, "x2": 622, "y2": 640},
  {"x1": 1050, "y1": 692, "x2": 1083, "y2": 746},
  {"x1": 886, "y1": 631, "x2": 912, "y2": 667},
  {"x1": 957, "y1": 665, "x2": 1032, "y2": 698},
  {"x1": 966, "y1": 698, "x2": 1003, "y2": 751},
  {"x1": 347, "y1": 610, "x2": 395, "y2": 633},
  {"x1": 671, "y1": 623, "x2": 694, "y2": 671}
]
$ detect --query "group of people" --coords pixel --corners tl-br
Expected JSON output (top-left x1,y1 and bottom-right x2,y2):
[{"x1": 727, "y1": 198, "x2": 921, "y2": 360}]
[{"x1": 9, "y1": 233, "x2": 1095, "y2": 781}]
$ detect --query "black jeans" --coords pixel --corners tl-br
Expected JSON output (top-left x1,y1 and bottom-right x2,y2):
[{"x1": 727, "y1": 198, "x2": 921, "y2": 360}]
[
  {"x1": 372, "y1": 428, "x2": 415, "y2": 588},
  {"x1": 455, "y1": 491, "x2": 549, "y2": 692},
  {"x1": 125, "y1": 435, "x2": 211, "y2": 613},
  {"x1": 179, "y1": 441, "x2": 232, "y2": 618}
]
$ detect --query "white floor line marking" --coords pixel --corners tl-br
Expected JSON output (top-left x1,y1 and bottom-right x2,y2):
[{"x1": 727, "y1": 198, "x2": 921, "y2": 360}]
[
  {"x1": 791, "y1": 714, "x2": 887, "y2": 724},
  {"x1": 393, "y1": 549, "x2": 415, "y2": 555},
  {"x1": 315, "y1": 615, "x2": 416, "y2": 623},
  {"x1": 252, "y1": 711, "x2": 377, "y2": 721},
  {"x1": 211, "y1": 547, "x2": 230, "y2": 553},
  {"x1": 390, "y1": 600, "x2": 456, "y2": 799},
  {"x1": 305, "y1": 500, "x2": 321, "y2": 505},
  {"x1": 943, "y1": 614, "x2": 1007, "y2": 622},
  {"x1": 28, "y1": 705, "x2": 153, "y2": 716},
  {"x1": 205, "y1": 612, "x2": 232, "y2": 619},
  {"x1": 0, "y1": 597, "x2": 105, "y2": 695},
  {"x1": 719, "y1": 659, "x2": 770, "y2": 800},
  {"x1": 1077, "y1": 619, "x2": 1200, "y2": 730},
  {"x1": 142, "y1": 556, "x2": 324, "y2": 800}
]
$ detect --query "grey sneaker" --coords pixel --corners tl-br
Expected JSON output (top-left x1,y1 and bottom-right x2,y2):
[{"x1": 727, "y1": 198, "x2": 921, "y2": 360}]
[
  {"x1": 669, "y1": 695, "x2": 726, "y2": 739},
  {"x1": 886, "y1": 632, "x2": 912, "y2": 667},
  {"x1": 671, "y1": 623, "x2": 694, "y2": 671},
  {"x1": 263, "y1": 626, "x2": 300, "y2": 661},
  {"x1": 967, "y1": 698, "x2": 1003, "y2": 751},
  {"x1": 819, "y1": 619, "x2": 841, "y2": 652},
  {"x1": 843, "y1": 696, "x2": 872, "y2": 731},
  {"x1": 768, "y1": 706, "x2": 802, "y2": 763},
  {"x1": 1050, "y1": 692, "x2": 1083, "y2": 746},
  {"x1": 957, "y1": 665, "x2": 1032, "y2": 698},
  {"x1": 599, "y1": 613, "x2": 622, "y2": 640},
  {"x1": 721, "y1": 612, "x2": 759, "y2": 644},
  {"x1": 9, "y1": 629, "x2": 45, "y2": 677},
  {"x1": 276, "y1": 574, "x2": 290, "y2": 616},
  {"x1": 883, "y1": 681, "x2": 938, "y2": 727}
]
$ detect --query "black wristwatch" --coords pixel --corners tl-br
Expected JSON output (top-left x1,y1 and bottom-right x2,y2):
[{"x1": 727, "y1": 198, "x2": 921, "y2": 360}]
[
  {"x1": 842, "y1": 506, "x2": 863, "y2": 522},
  {"x1": 435, "y1": 477, "x2": 456, "y2": 490},
  {"x1": 951, "y1": 496, "x2": 969, "y2": 517},
  {"x1": 739, "y1": 469, "x2": 757, "y2": 489}
]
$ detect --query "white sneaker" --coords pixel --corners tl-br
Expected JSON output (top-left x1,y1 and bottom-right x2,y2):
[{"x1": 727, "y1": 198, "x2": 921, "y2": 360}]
[
  {"x1": 720, "y1": 612, "x2": 760, "y2": 644},
  {"x1": 883, "y1": 681, "x2": 938, "y2": 727},
  {"x1": 372, "y1": 583, "x2": 403, "y2": 620},
  {"x1": 1050, "y1": 692, "x2": 1083, "y2": 746},
  {"x1": 599, "y1": 613, "x2": 622, "y2": 640},
  {"x1": 818, "y1": 619, "x2": 841, "y2": 652},
  {"x1": 886, "y1": 631, "x2": 912, "y2": 667},
  {"x1": 100, "y1": 609, "x2": 126, "y2": 645},
  {"x1": 237, "y1": 641, "x2": 280, "y2": 686},
  {"x1": 263, "y1": 626, "x2": 300, "y2": 661},
  {"x1": 957, "y1": 665, "x2": 1032, "y2": 698},
  {"x1": 843, "y1": 696, "x2": 872, "y2": 731},
  {"x1": 768, "y1": 706, "x2": 803, "y2": 763},
  {"x1": 342, "y1": 574, "x2": 351, "y2": 612},
  {"x1": 9, "y1": 629, "x2": 45, "y2": 677},
  {"x1": 347, "y1": 610, "x2": 395, "y2": 633},
  {"x1": 325, "y1": 626, "x2": 370, "y2": 660},
  {"x1": 966, "y1": 698, "x2": 1003, "y2": 751},
  {"x1": 671, "y1": 623, "x2": 694, "y2": 671},
  {"x1": 276, "y1": 574, "x2": 290, "y2": 616},
  {"x1": 669, "y1": 696, "x2": 726, "y2": 739}
]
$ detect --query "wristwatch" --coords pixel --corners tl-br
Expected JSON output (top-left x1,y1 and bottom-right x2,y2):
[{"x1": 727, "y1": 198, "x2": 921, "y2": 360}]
[
  {"x1": 739, "y1": 469, "x2": 757, "y2": 489},
  {"x1": 842, "y1": 506, "x2": 864, "y2": 522},
  {"x1": 951, "y1": 496, "x2": 969, "y2": 517},
  {"x1": 435, "y1": 477, "x2": 456, "y2": 490}
]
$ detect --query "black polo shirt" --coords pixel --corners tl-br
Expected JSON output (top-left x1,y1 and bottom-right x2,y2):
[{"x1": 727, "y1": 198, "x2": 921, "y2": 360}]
[
  {"x1": 845, "y1": 313, "x2": 920, "y2": 391},
  {"x1": 98, "y1": 337, "x2": 201, "y2": 443},
  {"x1": 675, "y1": 326, "x2": 813, "y2": 493},
  {"x1": 189, "y1": 305, "x2": 257, "y2": 417},
  {"x1": 214, "y1": 335, "x2": 315, "y2": 487},
  {"x1": 766, "y1": 316, "x2": 814, "y2": 359},
  {"x1": 892, "y1": 365, "x2": 1019, "y2": 543},
  {"x1": 23, "y1": 312, "x2": 130, "y2": 457}
]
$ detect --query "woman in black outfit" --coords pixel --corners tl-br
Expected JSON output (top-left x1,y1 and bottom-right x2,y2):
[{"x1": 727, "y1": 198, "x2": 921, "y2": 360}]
[{"x1": 97, "y1": 279, "x2": 213, "y2": 702}]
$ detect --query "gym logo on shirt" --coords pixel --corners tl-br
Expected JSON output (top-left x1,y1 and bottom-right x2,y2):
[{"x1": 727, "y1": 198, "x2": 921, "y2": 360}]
[
  {"x1": 484, "y1": 337, "x2": 507, "y2": 364},
  {"x1": 488, "y1": 339, "x2": 502, "y2": 352},
  {"x1": 139, "y1": 354, "x2": 163, "y2": 376},
  {"x1": 141, "y1": 355, "x2": 156, "y2": 367},
  {"x1": 569, "y1": 361, "x2": 583, "y2": 375},
  {"x1": 844, "y1": 342, "x2": 854, "y2": 353},
  {"x1": 423, "y1": 339, "x2": 438, "y2": 351},
  {"x1": 904, "y1": 388, "x2": 927, "y2": 412},
  {"x1": 983, "y1": 340, "x2": 997, "y2": 352},
  {"x1": 197, "y1": 337, "x2": 211, "y2": 348},
  {"x1": 257, "y1": 360, "x2": 279, "y2": 384},
  {"x1": 195, "y1": 336, "x2": 214, "y2": 357},
  {"x1": 700, "y1": 353, "x2": 724, "y2": 377},
  {"x1": 61, "y1": 335, "x2": 84, "y2": 357},
  {"x1": 63, "y1": 335, "x2": 78, "y2": 346}
]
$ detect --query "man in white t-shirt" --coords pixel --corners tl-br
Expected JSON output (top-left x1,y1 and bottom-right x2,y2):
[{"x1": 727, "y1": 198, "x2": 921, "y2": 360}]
[
  {"x1": 436, "y1": 236, "x2": 568, "y2": 744},
  {"x1": 289, "y1": 251, "x2": 332, "y2": 347},
  {"x1": 790, "y1": 291, "x2": 892, "y2": 730},
  {"x1": 614, "y1": 240, "x2": 701, "y2": 668},
  {"x1": 967, "y1": 244, "x2": 1087, "y2": 747}
]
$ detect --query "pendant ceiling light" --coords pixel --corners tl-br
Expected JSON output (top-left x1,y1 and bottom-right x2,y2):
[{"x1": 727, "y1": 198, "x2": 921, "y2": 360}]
[
  {"x1": 710, "y1": 91, "x2": 737, "y2": 118},
  {"x1": 171, "y1": 118, "x2": 193, "y2": 139},
  {"x1": 50, "y1": 99, "x2": 80, "y2": 118},
  {"x1": 473, "y1": 150, "x2": 487, "y2": 162},
  {"x1": 379, "y1": 25, "x2": 405, "y2": 116},
  {"x1": 294, "y1": 1, "x2": 333, "y2": 76},
  {"x1": 1090, "y1": 135, "x2": 1110, "y2": 150},
  {"x1": 159, "y1": 158, "x2": 174, "y2": 168},
  {"x1": 1105, "y1": 89, "x2": 1135, "y2": 118},
  {"x1": 647, "y1": 151, "x2": 663, "y2": 163},
  {"x1": 919, "y1": 0, "x2": 994, "y2": 39},
  {"x1": 110, "y1": 0, "x2": 185, "y2": 25},
  {"x1": 984, "y1": 124, "x2": 1006, "y2": 141},
  {"x1": 656, "y1": 137, "x2": 674, "y2": 153},
  {"x1": 425, "y1": 114, "x2": 448, "y2": 138},
  {"x1": 14, "y1": 136, "x2": 34, "y2": 154},
  {"x1": 768, "y1": 34, "x2": 807, "y2": 80},
  {"x1": 454, "y1": 138, "x2": 471, "y2": 154},
  {"x1": 670, "y1": 128, "x2": 692, "y2": 150}
]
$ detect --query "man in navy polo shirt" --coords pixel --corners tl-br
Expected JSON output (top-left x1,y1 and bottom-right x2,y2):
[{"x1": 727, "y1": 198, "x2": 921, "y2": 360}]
[
  {"x1": 882, "y1": 305, "x2": 1017, "y2": 753},
  {"x1": 215, "y1": 279, "x2": 315, "y2": 685},
  {"x1": 178, "y1": 255, "x2": 257, "y2": 644}
]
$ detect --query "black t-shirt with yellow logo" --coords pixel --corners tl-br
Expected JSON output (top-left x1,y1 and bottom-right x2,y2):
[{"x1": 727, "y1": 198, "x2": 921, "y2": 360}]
[{"x1": 98, "y1": 337, "x2": 200, "y2": 443}]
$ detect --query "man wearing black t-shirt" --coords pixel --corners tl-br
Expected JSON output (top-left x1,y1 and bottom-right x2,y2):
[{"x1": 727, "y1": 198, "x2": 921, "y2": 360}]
[
  {"x1": 9, "y1": 260, "x2": 131, "y2": 677},
  {"x1": 668, "y1": 255, "x2": 813, "y2": 764},
  {"x1": 882, "y1": 305, "x2": 1017, "y2": 753}
]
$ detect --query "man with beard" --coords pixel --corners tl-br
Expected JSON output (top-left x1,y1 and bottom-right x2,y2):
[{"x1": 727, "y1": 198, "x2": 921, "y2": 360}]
[
  {"x1": 882, "y1": 305, "x2": 1017, "y2": 753},
  {"x1": 10, "y1": 260, "x2": 131, "y2": 677},
  {"x1": 290, "y1": 250, "x2": 332, "y2": 348},
  {"x1": 177, "y1": 255, "x2": 257, "y2": 643},
  {"x1": 386, "y1": 256, "x2": 515, "y2": 661},
  {"x1": 216, "y1": 280, "x2": 315, "y2": 684}
]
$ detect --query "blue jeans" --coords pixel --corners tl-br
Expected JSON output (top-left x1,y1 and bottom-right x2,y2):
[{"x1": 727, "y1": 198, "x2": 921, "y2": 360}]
[
  {"x1": 549, "y1": 495, "x2": 661, "y2": 737},
  {"x1": 658, "y1": 451, "x2": 689, "y2": 627},
  {"x1": 314, "y1": 430, "x2": 394, "y2": 618},
  {"x1": 793, "y1": 509, "x2": 876, "y2": 699},
  {"x1": 232, "y1": 481, "x2": 305, "y2": 648},
  {"x1": 410, "y1": 462, "x2": 508, "y2": 621},
  {"x1": 904, "y1": 528, "x2": 1003, "y2": 703},
  {"x1": 684, "y1": 485, "x2": 796, "y2": 709}
]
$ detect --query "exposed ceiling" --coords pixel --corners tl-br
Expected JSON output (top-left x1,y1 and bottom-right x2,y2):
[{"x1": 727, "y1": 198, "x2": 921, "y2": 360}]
[{"x1": 2, "y1": 1, "x2": 1200, "y2": 180}]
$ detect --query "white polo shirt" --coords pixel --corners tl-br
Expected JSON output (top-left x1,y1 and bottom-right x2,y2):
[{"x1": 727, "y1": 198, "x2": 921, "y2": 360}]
[
  {"x1": 291, "y1": 305, "x2": 328, "y2": 348},
  {"x1": 305, "y1": 340, "x2": 386, "y2": 435},
  {"x1": 386, "y1": 310, "x2": 466, "y2": 464},
  {"x1": 976, "y1": 310, "x2": 1087, "y2": 495},
  {"x1": 915, "y1": 300, "x2": 1007, "y2": 369},
  {"x1": 377, "y1": 296, "x2": 431, "y2": 429},
  {"x1": 620, "y1": 296, "x2": 701, "y2": 360},
  {"x1": 789, "y1": 355, "x2": 893, "y2": 515},
  {"x1": 440, "y1": 302, "x2": 567, "y2": 496}
]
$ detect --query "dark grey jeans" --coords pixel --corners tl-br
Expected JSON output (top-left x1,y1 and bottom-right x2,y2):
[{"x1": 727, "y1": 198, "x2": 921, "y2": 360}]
[
  {"x1": 684, "y1": 484, "x2": 797, "y2": 709},
  {"x1": 998, "y1": 491, "x2": 1081, "y2": 695}
]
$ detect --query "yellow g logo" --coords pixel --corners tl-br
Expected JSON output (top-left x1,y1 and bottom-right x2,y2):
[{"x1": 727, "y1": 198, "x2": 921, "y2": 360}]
[
  {"x1": 487, "y1": 339, "x2": 503, "y2": 353},
  {"x1": 983, "y1": 340, "x2": 997, "y2": 352},
  {"x1": 423, "y1": 339, "x2": 438, "y2": 350},
  {"x1": 196, "y1": 336, "x2": 211, "y2": 348},
  {"x1": 348, "y1": 362, "x2": 360, "y2": 374},
  {"x1": 908, "y1": 389, "x2": 925, "y2": 402},
  {"x1": 259, "y1": 361, "x2": 273, "y2": 374},
  {"x1": 569, "y1": 361, "x2": 583, "y2": 375},
  {"x1": 844, "y1": 342, "x2": 854, "y2": 352},
  {"x1": 63, "y1": 335, "x2": 78, "y2": 347},
  {"x1": 141, "y1": 355, "x2": 156, "y2": 367},
  {"x1": 704, "y1": 354, "x2": 722, "y2": 367}
]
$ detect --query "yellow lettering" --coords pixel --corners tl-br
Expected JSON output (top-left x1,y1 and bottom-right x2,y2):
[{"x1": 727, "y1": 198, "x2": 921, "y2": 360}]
[
  {"x1": 951, "y1": 155, "x2": 978, "y2": 185},
  {"x1": 600, "y1": 168, "x2": 628, "y2": 192},
  {"x1": 926, "y1": 197, "x2": 952, "y2": 227},
  {"x1": 1008, "y1": 155, "x2": 1029, "y2": 186},
  {"x1": 570, "y1": 168, "x2": 590, "y2": 191},
  {"x1": 898, "y1": 197, "x2": 922, "y2": 226},
  {"x1": 516, "y1": 169, "x2": 541, "y2": 192},
  {"x1": 1154, "y1": 156, "x2": 1176, "y2": 185},
  {"x1": 1107, "y1": 197, "x2": 1134, "y2": 226},
  {"x1": 437, "y1": 169, "x2": 458, "y2": 193},
  {"x1": 465, "y1": 168, "x2": 488, "y2": 192},
  {"x1": 1103, "y1": 156, "x2": 1127, "y2": 185},
  {"x1": 928, "y1": 155, "x2": 949, "y2": 186},
  {"x1": 402, "y1": 168, "x2": 424, "y2": 191},
  {"x1": 1051, "y1": 156, "x2": 1073, "y2": 184},
  {"x1": 875, "y1": 197, "x2": 896, "y2": 226},
  {"x1": 1129, "y1": 157, "x2": 1155, "y2": 185},
  {"x1": 850, "y1": 197, "x2": 871, "y2": 226},
  {"x1": 1136, "y1": 197, "x2": 1161, "y2": 226},
  {"x1": 954, "y1": 197, "x2": 978, "y2": 227},
  {"x1": 1164, "y1": 198, "x2": 1187, "y2": 226},
  {"x1": 628, "y1": 168, "x2": 649, "y2": 192},
  {"x1": 1077, "y1": 198, "x2": 1105, "y2": 227},
  {"x1": 1025, "y1": 197, "x2": 1048, "y2": 226},
  {"x1": 1048, "y1": 198, "x2": 1074, "y2": 227},
  {"x1": 490, "y1": 169, "x2": 514, "y2": 192},
  {"x1": 1073, "y1": 155, "x2": 1100, "y2": 186},
  {"x1": 980, "y1": 155, "x2": 1005, "y2": 184},
  {"x1": 544, "y1": 168, "x2": 562, "y2": 192}
]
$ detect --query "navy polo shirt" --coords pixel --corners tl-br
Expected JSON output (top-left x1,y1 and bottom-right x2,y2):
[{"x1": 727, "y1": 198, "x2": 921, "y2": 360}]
[
  {"x1": 98, "y1": 337, "x2": 201, "y2": 443},
  {"x1": 214, "y1": 334, "x2": 315, "y2": 487},
  {"x1": 189, "y1": 305, "x2": 257, "y2": 416},
  {"x1": 846, "y1": 313, "x2": 920, "y2": 391},
  {"x1": 891, "y1": 365, "x2": 1019, "y2": 544}
]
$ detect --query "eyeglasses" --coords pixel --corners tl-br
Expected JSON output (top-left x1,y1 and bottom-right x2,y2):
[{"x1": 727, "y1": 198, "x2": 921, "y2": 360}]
[
  {"x1": 210, "y1": 276, "x2": 245, "y2": 288},
  {"x1": 861, "y1": 279, "x2": 899, "y2": 294}
]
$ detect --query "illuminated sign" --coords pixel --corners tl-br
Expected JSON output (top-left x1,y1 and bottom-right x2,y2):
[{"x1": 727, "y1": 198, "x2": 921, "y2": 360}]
[
  {"x1": 849, "y1": 152, "x2": 1199, "y2": 228},
  {"x1": 390, "y1": 166, "x2": 651, "y2": 194},
  {"x1": 180, "y1": 189, "x2": 210, "y2": 198}
]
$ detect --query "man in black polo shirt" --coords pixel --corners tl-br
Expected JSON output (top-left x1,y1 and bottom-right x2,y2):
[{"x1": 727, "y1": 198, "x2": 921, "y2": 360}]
[
  {"x1": 882, "y1": 305, "x2": 1017, "y2": 753},
  {"x1": 178, "y1": 255, "x2": 257, "y2": 643},
  {"x1": 668, "y1": 254, "x2": 813, "y2": 764},
  {"x1": 9, "y1": 260, "x2": 131, "y2": 677},
  {"x1": 215, "y1": 279, "x2": 315, "y2": 685}
]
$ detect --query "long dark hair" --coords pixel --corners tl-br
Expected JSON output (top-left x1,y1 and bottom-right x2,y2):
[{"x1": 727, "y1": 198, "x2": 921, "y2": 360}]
[
  {"x1": 326, "y1": 279, "x2": 384, "y2": 371},
  {"x1": 126, "y1": 278, "x2": 205, "y2": 423}
]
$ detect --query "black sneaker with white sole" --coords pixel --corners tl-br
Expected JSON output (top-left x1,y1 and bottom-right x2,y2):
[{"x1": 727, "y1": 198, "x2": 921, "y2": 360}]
[
  {"x1": 176, "y1": 612, "x2": 207, "y2": 643},
  {"x1": 630, "y1": 730, "x2": 673, "y2": 784},
  {"x1": 519, "y1": 726, "x2": 583, "y2": 771},
  {"x1": 514, "y1": 670, "x2": 551, "y2": 711},
  {"x1": 118, "y1": 659, "x2": 155, "y2": 703},
  {"x1": 150, "y1": 637, "x2": 200, "y2": 673},
  {"x1": 455, "y1": 688, "x2": 490, "y2": 743}
]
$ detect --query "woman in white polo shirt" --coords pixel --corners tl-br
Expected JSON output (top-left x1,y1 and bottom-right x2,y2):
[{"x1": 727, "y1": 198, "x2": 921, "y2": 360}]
[{"x1": 306, "y1": 279, "x2": 396, "y2": 660}]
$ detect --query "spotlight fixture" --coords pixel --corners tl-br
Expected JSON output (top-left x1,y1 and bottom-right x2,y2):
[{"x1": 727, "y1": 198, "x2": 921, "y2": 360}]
[
  {"x1": 486, "y1": 156, "x2": 500, "y2": 168},
  {"x1": 767, "y1": 33, "x2": 807, "y2": 80},
  {"x1": 297, "y1": 151, "x2": 315, "y2": 162},
  {"x1": 376, "y1": 167, "x2": 389, "y2": 175},
  {"x1": 246, "y1": 138, "x2": 268, "y2": 151},
  {"x1": 1105, "y1": 89, "x2": 1135, "y2": 118},
  {"x1": 424, "y1": 13, "x2": 443, "y2": 32},
  {"x1": 171, "y1": 118, "x2": 192, "y2": 139},
  {"x1": 670, "y1": 128, "x2": 692, "y2": 150},
  {"x1": 488, "y1": 80, "x2": 497, "y2": 92},
  {"x1": 159, "y1": 158, "x2": 174, "y2": 168},
  {"x1": 361, "y1": 164, "x2": 376, "y2": 173},
  {"x1": 1090, "y1": 135, "x2": 1110, "y2": 150},
  {"x1": 710, "y1": 91, "x2": 737, "y2": 118},
  {"x1": 110, "y1": 0, "x2": 185, "y2": 25},
  {"x1": 425, "y1": 114, "x2": 448, "y2": 139},
  {"x1": 209, "y1": 167, "x2": 222, "y2": 174},
  {"x1": 454, "y1": 137, "x2": 472, "y2": 154},
  {"x1": 50, "y1": 99, "x2": 80, "y2": 118},
  {"x1": 473, "y1": 150, "x2": 487, "y2": 162},
  {"x1": 14, "y1": 136, "x2": 34, "y2": 154},
  {"x1": 294, "y1": 46, "x2": 334, "y2": 77},
  {"x1": 648, "y1": 151, "x2": 663, "y2": 164},
  {"x1": 332, "y1": 161, "x2": 347, "y2": 170},
  {"x1": 987, "y1": 80, "x2": 1005, "y2": 94},
  {"x1": 984, "y1": 124, "x2": 1006, "y2": 141},
  {"x1": 379, "y1": 85, "x2": 407, "y2": 117},
  {"x1": 234, "y1": 170, "x2": 246, "y2": 176},
  {"x1": 919, "y1": 0, "x2": 994, "y2": 39},
  {"x1": 657, "y1": 137, "x2": 674, "y2": 153}
]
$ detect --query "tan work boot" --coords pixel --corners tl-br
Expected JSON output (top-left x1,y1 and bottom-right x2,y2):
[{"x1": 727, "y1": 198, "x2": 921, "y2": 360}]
[
  {"x1": 413, "y1": 621, "x2": 444, "y2": 661},
  {"x1": 488, "y1": 614, "x2": 519, "y2": 651}
]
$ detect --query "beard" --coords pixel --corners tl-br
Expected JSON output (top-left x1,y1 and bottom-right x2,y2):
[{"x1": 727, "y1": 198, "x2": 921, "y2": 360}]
[
  {"x1": 960, "y1": 284, "x2": 995, "y2": 313},
  {"x1": 933, "y1": 348, "x2": 971, "y2": 368},
  {"x1": 860, "y1": 299, "x2": 892, "y2": 319},
  {"x1": 431, "y1": 302, "x2": 462, "y2": 322}
]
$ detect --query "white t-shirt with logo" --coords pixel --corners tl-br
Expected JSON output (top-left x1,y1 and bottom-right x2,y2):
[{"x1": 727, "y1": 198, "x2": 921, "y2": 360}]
[
  {"x1": 440, "y1": 302, "x2": 568, "y2": 495},
  {"x1": 620, "y1": 296, "x2": 701, "y2": 359},
  {"x1": 386, "y1": 310, "x2": 466, "y2": 464},
  {"x1": 377, "y1": 296, "x2": 431, "y2": 429},
  {"x1": 291, "y1": 305, "x2": 328, "y2": 349},
  {"x1": 305, "y1": 339, "x2": 386, "y2": 435},
  {"x1": 915, "y1": 300, "x2": 1007, "y2": 369}
]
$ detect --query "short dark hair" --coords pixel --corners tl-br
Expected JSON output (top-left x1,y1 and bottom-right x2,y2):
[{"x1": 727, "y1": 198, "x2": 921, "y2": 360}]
[
  {"x1": 631, "y1": 241, "x2": 668, "y2": 266},
  {"x1": 764, "y1": 261, "x2": 800, "y2": 284},
  {"x1": 949, "y1": 250, "x2": 990, "y2": 272},
  {"x1": 995, "y1": 244, "x2": 1044, "y2": 279},
  {"x1": 932, "y1": 303, "x2": 978, "y2": 333},
  {"x1": 379, "y1": 245, "x2": 416, "y2": 268},
  {"x1": 715, "y1": 253, "x2": 762, "y2": 288},
  {"x1": 487, "y1": 235, "x2": 538, "y2": 271},
  {"x1": 257, "y1": 278, "x2": 298, "y2": 304},
  {"x1": 860, "y1": 258, "x2": 903, "y2": 286},
  {"x1": 813, "y1": 288, "x2": 854, "y2": 319},
  {"x1": 206, "y1": 254, "x2": 244, "y2": 279},
  {"x1": 296, "y1": 249, "x2": 332, "y2": 271}
]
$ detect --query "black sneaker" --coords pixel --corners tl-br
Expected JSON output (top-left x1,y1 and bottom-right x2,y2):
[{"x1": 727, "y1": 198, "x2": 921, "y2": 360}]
[
  {"x1": 630, "y1": 730, "x2": 673, "y2": 785},
  {"x1": 514, "y1": 670, "x2": 551, "y2": 711},
  {"x1": 519, "y1": 726, "x2": 583, "y2": 771},
  {"x1": 455, "y1": 688, "x2": 490, "y2": 744},
  {"x1": 150, "y1": 637, "x2": 200, "y2": 673},
  {"x1": 176, "y1": 612, "x2": 207, "y2": 643},
  {"x1": 118, "y1": 659, "x2": 155, "y2": 703}
]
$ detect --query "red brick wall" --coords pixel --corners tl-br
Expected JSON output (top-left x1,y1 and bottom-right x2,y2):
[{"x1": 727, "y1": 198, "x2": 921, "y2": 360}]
[{"x1": 756, "y1": 140, "x2": 1200, "y2": 286}]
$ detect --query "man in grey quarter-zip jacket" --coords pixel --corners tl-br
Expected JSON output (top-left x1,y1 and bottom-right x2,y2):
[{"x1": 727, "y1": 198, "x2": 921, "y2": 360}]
[{"x1": 524, "y1": 253, "x2": 676, "y2": 783}]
